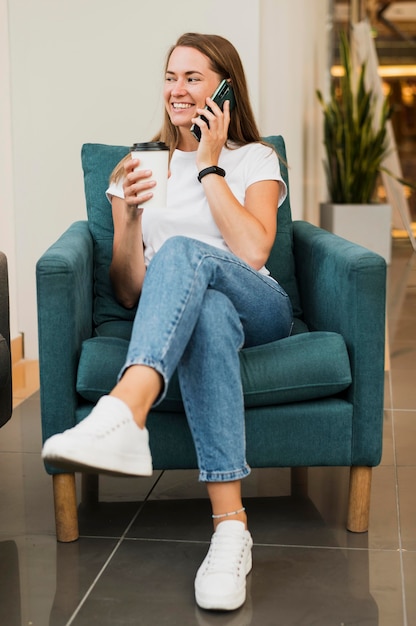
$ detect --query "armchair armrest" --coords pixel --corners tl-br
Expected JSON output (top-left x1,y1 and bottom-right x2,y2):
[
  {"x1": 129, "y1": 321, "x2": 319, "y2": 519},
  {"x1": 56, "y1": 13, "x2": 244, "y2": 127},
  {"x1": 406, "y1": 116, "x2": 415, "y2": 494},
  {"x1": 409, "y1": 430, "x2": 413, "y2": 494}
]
[
  {"x1": 0, "y1": 252, "x2": 10, "y2": 346},
  {"x1": 293, "y1": 220, "x2": 386, "y2": 465},
  {"x1": 36, "y1": 221, "x2": 93, "y2": 443}
]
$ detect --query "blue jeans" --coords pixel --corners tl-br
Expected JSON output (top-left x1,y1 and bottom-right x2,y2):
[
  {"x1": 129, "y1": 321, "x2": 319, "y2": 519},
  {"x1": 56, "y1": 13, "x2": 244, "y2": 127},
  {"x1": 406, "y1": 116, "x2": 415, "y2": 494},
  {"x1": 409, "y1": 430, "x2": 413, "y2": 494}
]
[{"x1": 120, "y1": 236, "x2": 293, "y2": 482}]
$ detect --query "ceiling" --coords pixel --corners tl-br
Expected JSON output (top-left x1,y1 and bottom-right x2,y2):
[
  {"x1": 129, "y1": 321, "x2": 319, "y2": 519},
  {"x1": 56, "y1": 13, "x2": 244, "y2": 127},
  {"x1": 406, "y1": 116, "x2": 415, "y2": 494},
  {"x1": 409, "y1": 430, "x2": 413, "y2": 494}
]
[{"x1": 334, "y1": 1, "x2": 416, "y2": 64}]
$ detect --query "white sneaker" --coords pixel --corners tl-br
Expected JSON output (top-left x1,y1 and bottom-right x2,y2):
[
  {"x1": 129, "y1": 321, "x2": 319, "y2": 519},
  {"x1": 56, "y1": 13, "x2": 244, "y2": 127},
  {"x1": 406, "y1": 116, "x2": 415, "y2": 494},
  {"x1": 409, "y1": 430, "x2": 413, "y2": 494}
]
[
  {"x1": 41, "y1": 395, "x2": 153, "y2": 476},
  {"x1": 195, "y1": 520, "x2": 253, "y2": 611}
]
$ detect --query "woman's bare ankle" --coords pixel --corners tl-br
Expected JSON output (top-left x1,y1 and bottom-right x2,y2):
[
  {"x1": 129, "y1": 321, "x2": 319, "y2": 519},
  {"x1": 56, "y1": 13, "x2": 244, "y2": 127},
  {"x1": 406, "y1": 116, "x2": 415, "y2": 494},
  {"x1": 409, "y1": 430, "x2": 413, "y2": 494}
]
[
  {"x1": 108, "y1": 392, "x2": 147, "y2": 429},
  {"x1": 109, "y1": 364, "x2": 163, "y2": 429}
]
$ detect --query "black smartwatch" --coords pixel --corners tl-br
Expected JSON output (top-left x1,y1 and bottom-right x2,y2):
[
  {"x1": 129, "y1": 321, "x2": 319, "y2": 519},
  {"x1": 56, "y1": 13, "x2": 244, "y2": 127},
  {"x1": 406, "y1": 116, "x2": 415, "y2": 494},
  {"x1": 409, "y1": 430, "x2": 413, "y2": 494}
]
[{"x1": 197, "y1": 166, "x2": 226, "y2": 183}]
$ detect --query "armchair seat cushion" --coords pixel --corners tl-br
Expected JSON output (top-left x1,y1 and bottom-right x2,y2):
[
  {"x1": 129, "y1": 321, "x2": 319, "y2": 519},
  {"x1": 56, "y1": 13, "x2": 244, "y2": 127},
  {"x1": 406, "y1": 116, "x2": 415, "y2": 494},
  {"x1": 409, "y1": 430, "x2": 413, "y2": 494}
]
[{"x1": 76, "y1": 330, "x2": 351, "y2": 409}]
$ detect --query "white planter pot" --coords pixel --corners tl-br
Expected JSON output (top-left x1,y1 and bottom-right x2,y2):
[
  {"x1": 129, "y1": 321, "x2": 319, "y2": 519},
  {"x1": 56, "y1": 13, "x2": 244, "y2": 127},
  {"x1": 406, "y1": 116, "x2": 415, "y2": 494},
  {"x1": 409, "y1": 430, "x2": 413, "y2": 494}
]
[{"x1": 320, "y1": 203, "x2": 392, "y2": 264}]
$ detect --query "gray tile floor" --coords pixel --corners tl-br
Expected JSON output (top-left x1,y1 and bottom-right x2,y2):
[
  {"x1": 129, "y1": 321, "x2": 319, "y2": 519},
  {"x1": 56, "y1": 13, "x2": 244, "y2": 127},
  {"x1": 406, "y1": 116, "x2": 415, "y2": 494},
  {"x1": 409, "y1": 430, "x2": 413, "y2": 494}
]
[{"x1": 1, "y1": 239, "x2": 415, "y2": 625}]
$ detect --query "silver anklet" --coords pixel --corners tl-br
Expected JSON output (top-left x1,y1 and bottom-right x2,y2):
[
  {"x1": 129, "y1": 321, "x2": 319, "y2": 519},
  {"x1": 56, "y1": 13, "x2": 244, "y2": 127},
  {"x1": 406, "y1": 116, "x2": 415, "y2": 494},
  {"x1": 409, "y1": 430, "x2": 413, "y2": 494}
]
[{"x1": 211, "y1": 507, "x2": 245, "y2": 520}]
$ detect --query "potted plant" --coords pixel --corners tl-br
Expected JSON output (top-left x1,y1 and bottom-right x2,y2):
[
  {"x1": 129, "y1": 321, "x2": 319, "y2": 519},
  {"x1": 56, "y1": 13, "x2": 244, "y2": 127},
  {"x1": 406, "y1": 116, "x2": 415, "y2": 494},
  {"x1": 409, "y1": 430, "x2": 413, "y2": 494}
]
[{"x1": 317, "y1": 30, "x2": 393, "y2": 262}]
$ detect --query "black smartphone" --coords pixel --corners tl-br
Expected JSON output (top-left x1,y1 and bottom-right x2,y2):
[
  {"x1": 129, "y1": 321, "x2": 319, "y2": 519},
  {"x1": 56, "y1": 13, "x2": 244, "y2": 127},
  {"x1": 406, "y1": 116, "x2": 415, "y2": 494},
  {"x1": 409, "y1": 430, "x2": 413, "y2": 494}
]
[{"x1": 190, "y1": 79, "x2": 236, "y2": 142}]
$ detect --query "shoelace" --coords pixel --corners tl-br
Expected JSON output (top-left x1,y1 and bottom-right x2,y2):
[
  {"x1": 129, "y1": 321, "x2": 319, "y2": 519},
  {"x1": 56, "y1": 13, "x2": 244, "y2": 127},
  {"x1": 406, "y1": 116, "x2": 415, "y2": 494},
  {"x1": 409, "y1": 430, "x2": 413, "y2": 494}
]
[{"x1": 203, "y1": 531, "x2": 247, "y2": 576}]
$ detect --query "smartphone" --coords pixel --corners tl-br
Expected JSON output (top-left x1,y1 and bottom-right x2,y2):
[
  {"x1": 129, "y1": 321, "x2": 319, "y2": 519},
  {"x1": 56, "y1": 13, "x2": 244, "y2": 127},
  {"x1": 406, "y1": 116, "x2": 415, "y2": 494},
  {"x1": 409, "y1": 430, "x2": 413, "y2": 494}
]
[{"x1": 190, "y1": 79, "x2": 236, "y2": 142}]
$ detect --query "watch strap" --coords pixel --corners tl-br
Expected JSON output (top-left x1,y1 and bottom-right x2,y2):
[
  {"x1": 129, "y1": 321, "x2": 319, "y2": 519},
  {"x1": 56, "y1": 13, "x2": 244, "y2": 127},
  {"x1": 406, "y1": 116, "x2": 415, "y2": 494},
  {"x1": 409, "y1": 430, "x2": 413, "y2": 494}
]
[{"x1": 197, "y1": 166, "x2": 226, "y2": 183}]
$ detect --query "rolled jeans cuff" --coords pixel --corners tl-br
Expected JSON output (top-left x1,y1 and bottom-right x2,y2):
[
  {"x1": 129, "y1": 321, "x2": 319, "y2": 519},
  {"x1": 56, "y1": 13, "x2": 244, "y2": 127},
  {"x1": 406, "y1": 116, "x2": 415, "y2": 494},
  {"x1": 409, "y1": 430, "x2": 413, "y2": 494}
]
[{"x1": 198, "y1": 464, "x2": 251, "y2": 483}]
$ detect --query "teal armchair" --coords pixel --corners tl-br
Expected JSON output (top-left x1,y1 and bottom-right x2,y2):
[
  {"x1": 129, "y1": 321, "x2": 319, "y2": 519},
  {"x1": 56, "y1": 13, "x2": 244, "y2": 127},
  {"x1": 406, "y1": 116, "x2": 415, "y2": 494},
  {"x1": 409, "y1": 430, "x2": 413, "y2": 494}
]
[
  {"x1": 0, "y1": 251, "x2": 12, "y2": 428},
  {"x1": 36, "y1": 137, "x2": 386, "y2": 542}
]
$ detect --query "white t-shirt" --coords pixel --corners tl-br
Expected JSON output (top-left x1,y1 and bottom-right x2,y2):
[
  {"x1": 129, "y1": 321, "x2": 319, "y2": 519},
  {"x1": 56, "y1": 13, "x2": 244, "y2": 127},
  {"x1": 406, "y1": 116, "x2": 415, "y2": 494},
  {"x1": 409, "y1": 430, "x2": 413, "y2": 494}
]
[{"x1": 106, "y1": 142, "x2": 287, "y2": 275}]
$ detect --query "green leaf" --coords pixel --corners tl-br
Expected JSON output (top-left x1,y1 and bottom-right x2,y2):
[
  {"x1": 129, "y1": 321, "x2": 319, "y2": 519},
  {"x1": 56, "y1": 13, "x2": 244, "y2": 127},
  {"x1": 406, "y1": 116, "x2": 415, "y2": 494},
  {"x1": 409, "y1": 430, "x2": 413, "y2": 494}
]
[{"x1": 316, "y1": 30, "x2": 401, "y2": 204}]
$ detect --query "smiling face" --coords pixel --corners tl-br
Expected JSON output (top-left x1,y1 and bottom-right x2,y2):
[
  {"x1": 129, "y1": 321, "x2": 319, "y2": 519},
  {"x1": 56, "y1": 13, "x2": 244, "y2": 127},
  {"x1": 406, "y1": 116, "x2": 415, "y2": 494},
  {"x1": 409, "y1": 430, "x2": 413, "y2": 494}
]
[{"x1": 164, "y1": 46, "x2": 222, "y2": 145}]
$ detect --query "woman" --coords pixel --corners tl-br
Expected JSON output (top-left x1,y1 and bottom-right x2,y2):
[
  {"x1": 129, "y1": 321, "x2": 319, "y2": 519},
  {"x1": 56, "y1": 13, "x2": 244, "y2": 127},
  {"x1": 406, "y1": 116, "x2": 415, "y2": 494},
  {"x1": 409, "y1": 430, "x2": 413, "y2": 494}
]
[{"x1": 42, "y1": 32, "x2": 293, "y2": 612}]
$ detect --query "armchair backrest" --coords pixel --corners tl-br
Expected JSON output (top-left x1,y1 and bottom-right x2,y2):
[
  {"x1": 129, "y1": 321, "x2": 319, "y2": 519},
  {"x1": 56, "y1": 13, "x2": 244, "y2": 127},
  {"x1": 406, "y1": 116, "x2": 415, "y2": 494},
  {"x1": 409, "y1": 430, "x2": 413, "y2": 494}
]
[
  {"x1": 0, "y1": 251, "x2": 12, "y2": 427},
  {"x1": 81, "y1": 136, "x2": 302, "y2": 330},
  {"x1": 263, "y1": 136, "x2": 301, "y2": 318}
]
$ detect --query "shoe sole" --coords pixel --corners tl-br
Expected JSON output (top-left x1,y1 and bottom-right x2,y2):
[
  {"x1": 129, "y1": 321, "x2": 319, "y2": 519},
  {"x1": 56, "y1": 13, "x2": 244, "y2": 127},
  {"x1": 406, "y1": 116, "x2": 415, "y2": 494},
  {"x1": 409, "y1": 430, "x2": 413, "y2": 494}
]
[
  {"x1": 42, "y1": 442, "x2": 153, "y2": 477},
  {"x1": 195, "y1": 552, "x2": 252, "y2": 611}
]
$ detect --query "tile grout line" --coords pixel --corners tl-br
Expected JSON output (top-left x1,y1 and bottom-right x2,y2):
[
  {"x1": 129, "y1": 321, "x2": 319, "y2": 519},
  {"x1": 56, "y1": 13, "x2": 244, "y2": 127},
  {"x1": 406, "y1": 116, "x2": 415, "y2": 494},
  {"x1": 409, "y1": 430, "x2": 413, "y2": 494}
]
[
  {"x1": 65, "y1": 471, "x2": 166, "y2": 626},
  {"x1": 123, "y1": 535, "x2": 406, "y2": 553},
  {"x1": 389, "y1": 363, "x2": 408, "y2": 626}
]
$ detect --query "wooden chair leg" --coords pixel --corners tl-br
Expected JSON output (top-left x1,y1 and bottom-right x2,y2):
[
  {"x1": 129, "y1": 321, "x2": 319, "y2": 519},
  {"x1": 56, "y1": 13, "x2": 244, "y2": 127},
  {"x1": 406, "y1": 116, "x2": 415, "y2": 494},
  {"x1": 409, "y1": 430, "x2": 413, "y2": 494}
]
[
  {"x1": 347, "y1": 466, "x2": 372, "y2": 533},
  {"x1": 53, "y1": 473, "x2": 79, "y2": 542},
  {"x1": 290, "y1": 467, "x2": 308, "y2": 497}
]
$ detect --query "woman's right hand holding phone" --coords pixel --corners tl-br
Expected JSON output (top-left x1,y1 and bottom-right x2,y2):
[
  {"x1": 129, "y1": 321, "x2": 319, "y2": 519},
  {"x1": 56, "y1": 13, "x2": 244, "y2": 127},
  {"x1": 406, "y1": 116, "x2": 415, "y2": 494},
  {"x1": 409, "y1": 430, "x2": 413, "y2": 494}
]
[{"x1": 194, "y1": 98, "x2": 230, "y2": 172}]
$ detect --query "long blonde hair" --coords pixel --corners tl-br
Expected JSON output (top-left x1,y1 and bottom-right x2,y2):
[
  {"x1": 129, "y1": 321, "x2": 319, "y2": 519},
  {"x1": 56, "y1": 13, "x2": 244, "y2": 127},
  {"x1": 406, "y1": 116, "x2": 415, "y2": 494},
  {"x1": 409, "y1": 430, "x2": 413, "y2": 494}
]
[{"x1": 110, "y1": 33, "x2": 261, "y2": 182}]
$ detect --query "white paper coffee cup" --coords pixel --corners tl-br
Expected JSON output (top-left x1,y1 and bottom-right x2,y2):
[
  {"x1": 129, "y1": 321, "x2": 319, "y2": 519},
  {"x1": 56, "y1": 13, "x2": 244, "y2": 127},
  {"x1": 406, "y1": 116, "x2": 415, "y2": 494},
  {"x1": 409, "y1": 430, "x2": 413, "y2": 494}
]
[{"x1": 130, "y1": 141, "x2": 169, "y2": 209}]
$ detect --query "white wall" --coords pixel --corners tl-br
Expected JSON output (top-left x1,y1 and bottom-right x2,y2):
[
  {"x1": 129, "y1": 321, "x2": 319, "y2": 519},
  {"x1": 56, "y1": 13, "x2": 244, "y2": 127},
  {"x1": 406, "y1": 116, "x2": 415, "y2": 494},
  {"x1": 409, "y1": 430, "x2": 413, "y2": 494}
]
[
  {"x1": 260, "y1": 0, "x2": 330, "y2": 223},
  {"x1": 3, "y1": 0, "x2": 329, "y2": 358},
  {"x1": 0, "y1": 0, "x2": 18, "y2": 339}
]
